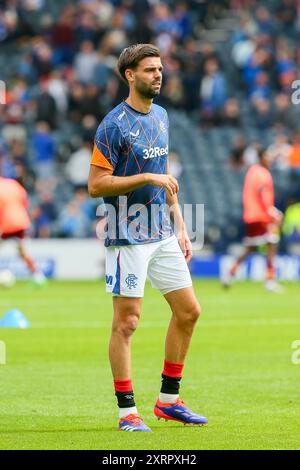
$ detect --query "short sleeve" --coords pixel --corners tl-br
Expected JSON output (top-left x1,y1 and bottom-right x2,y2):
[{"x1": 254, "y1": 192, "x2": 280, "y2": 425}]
[{"x1": 90, "y1": 121, "x2": 122, "y2": 171}]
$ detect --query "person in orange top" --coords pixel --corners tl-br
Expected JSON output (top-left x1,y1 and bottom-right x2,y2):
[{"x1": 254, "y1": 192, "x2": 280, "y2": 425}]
[
  {"x1": 223, "y1": 148, "x2": 283, "y2": 292},
  {"x1": 0, "y1": 177, "x2": 45, "y2": 283}
]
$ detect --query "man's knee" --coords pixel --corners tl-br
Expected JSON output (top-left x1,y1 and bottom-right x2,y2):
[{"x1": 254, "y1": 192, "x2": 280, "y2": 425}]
[
  {"x1": 177, "y1": 301, "x2": 201, "y2": 326},
  {"x1": 187, "y1": 301, "x2": 201, "y2": 323},
  {"x1": 112, "y1": 306, "x2": 141, "y2": 338}
]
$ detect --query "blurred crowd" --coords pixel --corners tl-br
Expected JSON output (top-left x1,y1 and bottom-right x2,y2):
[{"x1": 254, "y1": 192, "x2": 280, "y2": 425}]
[{"x1": 0, "y1": 0, "x2": 300, "y2": 239}]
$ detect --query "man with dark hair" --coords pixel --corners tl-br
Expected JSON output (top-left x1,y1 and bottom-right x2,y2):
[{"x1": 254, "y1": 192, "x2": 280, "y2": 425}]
[
  {"x1": 88, "y1": 44, "x2": 208, "y2": 432},
  {"x1": 223, "y1": 148, "x2": 284, "y2": 292}
]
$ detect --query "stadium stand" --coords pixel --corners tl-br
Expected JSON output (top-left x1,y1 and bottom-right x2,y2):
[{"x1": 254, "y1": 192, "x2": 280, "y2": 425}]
[{"x1": 1, "y1": 0, "x2": 300, "y2": 251}]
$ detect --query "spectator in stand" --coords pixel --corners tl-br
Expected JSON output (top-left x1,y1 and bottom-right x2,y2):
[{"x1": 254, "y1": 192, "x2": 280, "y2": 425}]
[
  {"x1": 149, "y1": 3, "x2": 180, "y2": 41},
  {"x1": 65, "y1": 141, "x2": 92, "y2": 189},
  {"x1": 200, "y1": 57, "x2": 228, "y2": 126},
  {"x1": 1, "y1": 79, "x2": 29, "y2": 144},
  {"x1": 80, "y1": 115, "x2": 98, "y2": 143},
  {"x1": 31, "y1": 121, "x2": 56, "y2": 180},
  {"x1": 243, "y1": 142, "x2": 260, "y2": 166},
  {"x1": 174, "y1": 1, "x2": 193, "y2": 42},
  {"x1": 242, "y1": 46, "x2": 272, "y2": 96},
  {"x1": 223, "y1": 98, "x2": 241, "y2": 127},
  {"x1": 254, "y1": 5, "x2": 276, "y2": 35},
  {"x1": 51, "y1": 5, "x2": 76, "y2": 65},
  {"x1": 16, "y1": 53, "x2": 37, "y2": 83},
  {"x1": 231, "y1": 11, "x2": 257, "y2": 68},
  {"x1": 35, "y1": 78, "x2": 57, "y2": 128},
  {"x1": 74, "y1": 186, "x2": 96, "y2": 222},
  {"x1": 68, "y1": 81, "x2": 86, "y2": 124},
  {"x1": 249, "y1": 71, "x2": 271, "y2": 100},
  {"x1": 58, "y1": 200, "x2": 90, "y2": 238},
  {"x1": 75, "y1": 8, "x2": 99, "y2": 45},
  {"x1": 74, "y1": 40, "x2": 99, "y2": 84},
  {"x1": 267, "y1": 134, "x2": 291, "y2": 170},
  {"x1": 160, "y1": 75, "x2": 186, "y2": 109},
  {"x1": 276, "y1": 42, "x2": 297, "y2": 93},
  {"x1": 93, "y1": 37, "x2": 117, "y2": 90},
  {"x1": 168, "y1": 152, "x2": 183, "y2": 180},
  {"x1": 10, "y1": 139, "x2": 28, "y2": 170},
  {"x1": 180, "y1": 39, "x2": 202, "y2": 112},
  {"x1": 252, "y1": 97, "x2": 273, "y2": 129},
  {"x1": 276, "y1": 0, "x2": 298, "y2": 39},
  {"x1": 30, "y1": 191, "x2": 57, "y2": 238},
  {"x1": 32, "y1": 41, "x2": 54, "y2": 78},
  {"x1": 47, "y1": 70, "x2": 69, "y2": 115},
  {"x1": 273, "y1": 93, "x2": 298, "y2": 131},
  {"x1": 229, "y1": 136, "x2": 246, "y2": 170},
  {"x1": 88, "y1": 0, "x2": 114, "y2": 31},
  {"x1": 79, "y1": 84, "x2": 103, "y2": 120},
  {"x1": 1, "y1": 149, "x2": 17, "y2": 179}
]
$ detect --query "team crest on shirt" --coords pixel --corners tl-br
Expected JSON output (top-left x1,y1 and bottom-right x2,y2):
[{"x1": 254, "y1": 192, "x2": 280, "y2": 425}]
[{"x1": 125, "y1": 274, "x2": 138, "y2": 289}]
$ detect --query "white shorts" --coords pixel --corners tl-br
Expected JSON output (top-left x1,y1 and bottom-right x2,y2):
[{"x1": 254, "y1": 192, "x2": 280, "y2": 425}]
[{"x1": 105, "y1": 235, "x2": 192, "y2": 297}]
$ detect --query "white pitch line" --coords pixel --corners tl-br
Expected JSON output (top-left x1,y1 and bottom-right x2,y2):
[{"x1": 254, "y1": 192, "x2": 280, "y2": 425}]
[
  {"x1": 27, "y1": 318, "x2": 300, "y2": 329},
  {"x1": 0, "y1": 297, "x2": 298, "y2": 308}
]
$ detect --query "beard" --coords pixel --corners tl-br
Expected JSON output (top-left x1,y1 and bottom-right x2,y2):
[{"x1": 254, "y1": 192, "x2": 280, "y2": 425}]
[{"x1": 135, "y1": 77, "x2": 161, "y2": 99}]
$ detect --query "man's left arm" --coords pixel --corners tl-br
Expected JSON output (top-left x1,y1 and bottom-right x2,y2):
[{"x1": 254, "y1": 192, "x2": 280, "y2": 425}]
[{"x1": 166, "y1": 161, "x2": 193, "y2": 263}]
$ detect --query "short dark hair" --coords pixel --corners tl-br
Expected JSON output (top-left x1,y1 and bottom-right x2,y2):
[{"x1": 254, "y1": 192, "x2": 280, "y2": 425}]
[
  {"x1": 257, "y1": 146, "x2": 267, "y2": 161},
  {"x1": 118, "y1": 44, "x2": 161, "y2": 83}
]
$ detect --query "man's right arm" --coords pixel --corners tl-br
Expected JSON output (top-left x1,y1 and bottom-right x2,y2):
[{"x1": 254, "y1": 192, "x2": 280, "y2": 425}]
[
  {"x1": 88, "y1": 165, "x2": 179, "y2": 198},
  {"x1": 258, "y1": 180, "x2": 283, "y2": 224}
]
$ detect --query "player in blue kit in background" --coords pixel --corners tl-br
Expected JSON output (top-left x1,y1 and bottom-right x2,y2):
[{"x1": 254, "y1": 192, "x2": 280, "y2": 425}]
[{"x1": 88, "y1": 44, "x2": 208, "y2": 432}]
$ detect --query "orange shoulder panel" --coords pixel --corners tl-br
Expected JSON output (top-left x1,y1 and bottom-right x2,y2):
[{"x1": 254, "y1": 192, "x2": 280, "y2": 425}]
[{"x1": 90, "y1": 144, "x2": 113, "y2": 171}]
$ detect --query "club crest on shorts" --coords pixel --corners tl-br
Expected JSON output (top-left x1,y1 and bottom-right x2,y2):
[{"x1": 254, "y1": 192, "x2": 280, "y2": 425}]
[{"x1": 125, "y1": 274, "x2": 138, "y2": 289}]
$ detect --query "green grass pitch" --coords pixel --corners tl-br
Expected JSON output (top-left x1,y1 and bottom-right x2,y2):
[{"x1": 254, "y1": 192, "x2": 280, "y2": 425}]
[{"x1": 0, "y1": 280, "x2": 299, "y2": 450}]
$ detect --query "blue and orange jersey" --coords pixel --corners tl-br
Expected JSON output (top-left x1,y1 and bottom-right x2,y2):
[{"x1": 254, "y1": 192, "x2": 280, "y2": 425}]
[{"x1": 90, "y1": 101, "x2": 173, "y2": 246}]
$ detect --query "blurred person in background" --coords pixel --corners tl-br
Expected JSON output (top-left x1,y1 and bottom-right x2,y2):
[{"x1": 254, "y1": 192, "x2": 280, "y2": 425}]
[
  {"x1": 30, "y1": 192, "x2": 57, "y2": 239},
  {"x1": 0, "y1": 176, "x2": 46, "y2": 284},
  {"x1": 243, "y1": 142, "x2": 260, "y2": 167},
  {"x1": 288, "y1": 133, "x2": 300, "y2": 199},
  {"x1": 251, "y1": 97, "x2": 273, "y2": 129},
  {"x1": 35, "y1": 78, "x2": 57, "y2": 128},
  {"x1": 200, "y1": 57, "x2": 228, "y2": 126},
  {"x1": 65, "y1": 140, "x2": 92, "y2": 189},
  {"x1": 51, "y1": 5, "x2": 76, "y2": 65},
  {"x1": 273, "y1": 93, "x2": 298, "y2": 131},
  {"x1": 282, "y1": 198, "x2": 300, "y2": 243},
  {"x1": 267, "y1": 134, "x2": 291, "y2": 170},
  {"x1": 228, "y1": 135, "x2": 247, "y2": 170},
  {"x1": 223, "y1": 98, "x2": 241, "y2": 127},
  {"x1": 222, "y1": 148, "x2": 284, "y2": 293},
  {"x1": 31, "y1": 121, "x2": 56, "y2": 180},
  {"x1": 288, "y1": 133, "x2": 300, "y2": 171},
  {"x1": 58, "y1": 199, "x2": 90, "y2": 238},
  {"x1": 74, "y1": 40, "x2": 99, "y2": 84},
  {"x1": 168, "y1": 151, "x2": 182, "y2": 180}
]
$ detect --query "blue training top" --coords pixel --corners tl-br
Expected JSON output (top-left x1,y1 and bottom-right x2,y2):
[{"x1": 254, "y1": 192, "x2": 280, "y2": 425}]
[{"x1": 91, "y1": 101, "x2": 173, "y2": 247}]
